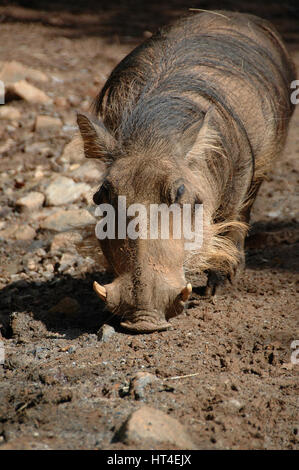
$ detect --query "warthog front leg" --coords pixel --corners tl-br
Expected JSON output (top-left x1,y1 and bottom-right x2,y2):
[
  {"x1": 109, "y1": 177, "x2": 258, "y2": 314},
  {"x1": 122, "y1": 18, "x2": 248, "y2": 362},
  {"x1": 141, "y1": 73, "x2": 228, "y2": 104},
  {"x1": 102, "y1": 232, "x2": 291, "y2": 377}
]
[
  {"x1": 204, "y1": 228, "x2": 246, "y2": 296},
  {"x1": 203, "y1": 180, "x2": 262, "y2": 296}
]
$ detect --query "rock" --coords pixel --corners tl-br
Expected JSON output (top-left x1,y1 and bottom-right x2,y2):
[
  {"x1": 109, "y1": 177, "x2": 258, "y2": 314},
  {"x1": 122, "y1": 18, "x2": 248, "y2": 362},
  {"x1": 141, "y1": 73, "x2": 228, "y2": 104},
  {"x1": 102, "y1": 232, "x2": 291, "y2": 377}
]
[
  {"x1": 14, "y1": 177, "x2": 25, "y2": 189},
  {"x1": 26, "y1": 259, "x2": 37, "y2": 271},
  {"x1": 9, "y1": 312, "x2": 32, "y2": 341},
  {"x1": 35, "y1": 248, "x2": 47, "y2": 258},
  {"x1": 69, "y1": 163, "x2": 80, "y2": 171},
  {"x1": 43, "y1": 272, "x2": 55, "y2": 281},
  {"x1": 81, "y1": 100, "x2": 90, "y2": 111},
  {"x1": 97, "y1": 324, "x2": 116, "y2": 343},
  {"x1": 54, "y1": 96, "x2": 68, "y2": 108},
  {"x1": 59, "y1": 136, "x2": 84, "y2": 163},
  {"x1": 24, "y1": 142, "x2": 53, "y2": 158},
  {"x1": 70, "y1": 161, "x2": 103, "y2": 182},
  {"x1": 41, "y1": 209, "x2": 95, "y2": 232},
  {"x1": 143, "y1": 30, "x2": 153, "y2": 39},
  {"x1": 49, "y1": 297, "x2": 80, "y2": 315},
  {"x1": 130, "y1": 372, "x2": 159, "y2": 400},
  {"x1": 15, "y1": 226, "x2": 36, "y2": 241},
  {"x1": 0, "y1": 60, "x2": 48, "y2": 83},
  {"x1": 0, "y1": 223, "x2": 19, "y2": 240},
  {"x1": 224, "y1": 398, "x2": 244, "y2": 412},
  {"x1": 0, "y1": 138, "x2": 14, "y2": 155},
  {"x1": 24, "y1": 142, "x2": 44, "y2": 154},
  {"x1": 281, "y1": 362, "x2": 294, "y2": 370},
  {"x1": 51, "y1": 75, "x2": 64, "y2": 84},
  {"x1": 67, "y1": 94, "x2": 81, "y2": 107},
  {"x1": 6, "y1": 80, "x2": 52, "y2": 105},
  {"x1": 62, "y1": 124, "x2": 77, "y2": 134},
  {"x1": 115, "y1": 406, "x2": 197, "y2": 449},
  {"x1": 58, "y1": 253, "x2": 78, "y2": 272},
  {"x1": 44, "y1": 176, "x2": 91, "y2": 206},
  {"x1": 34, "y1": 166, "x2": 45, "y2": 179},
  {"x1": 16, "y1": 191, "x2": 45, "y2": 212},
  {"x1": 34, "y1": 115, "x2": 62, "y2": 132},
  {"x1": 0, "y1": 223, "x2": 36, "y2": 241},
  {"x1": 44, "y1": 263, "x2": 54, "y2": 273},
  {"x1": 29, "y1": 207, "x2": 58, "y2": 222},
  {"x1": 50, "y1": 231, "x2": 83, "y2": 253},
  {"x1": 0, "y1": 105, "x2": 21, "y2": 121},
  {"x1": 5, "y1": 261, "x2": 20, "y2": 275},
  {"x1": 81, "y1": 185, "x2": 98, "y2": 205}
]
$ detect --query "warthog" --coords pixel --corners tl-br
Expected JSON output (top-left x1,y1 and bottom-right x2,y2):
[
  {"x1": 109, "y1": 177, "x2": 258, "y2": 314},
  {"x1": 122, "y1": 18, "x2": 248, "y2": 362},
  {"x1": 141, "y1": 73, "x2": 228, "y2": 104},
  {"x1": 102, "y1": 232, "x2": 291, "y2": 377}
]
[{"x1": 77, "y1": 11, "x2": 296, "y2": 333}]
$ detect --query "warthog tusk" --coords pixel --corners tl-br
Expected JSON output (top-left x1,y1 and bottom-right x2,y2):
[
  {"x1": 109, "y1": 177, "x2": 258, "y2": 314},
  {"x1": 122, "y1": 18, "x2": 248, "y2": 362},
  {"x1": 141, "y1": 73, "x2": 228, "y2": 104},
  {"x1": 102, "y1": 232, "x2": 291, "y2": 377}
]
[
  {"x1": 93, "y1": 281, "x2": 107, "y2": 301},
  {"x1": 181, "y1": 283, "x2": 192, "y2": 301}
]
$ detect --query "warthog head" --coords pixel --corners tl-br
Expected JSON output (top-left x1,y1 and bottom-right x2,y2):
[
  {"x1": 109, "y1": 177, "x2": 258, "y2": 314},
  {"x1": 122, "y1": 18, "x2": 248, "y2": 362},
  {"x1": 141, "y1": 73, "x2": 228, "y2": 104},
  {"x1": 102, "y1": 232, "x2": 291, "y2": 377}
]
[{"x1": 77, "y1": 112, "x2": 213, "y2": 332}]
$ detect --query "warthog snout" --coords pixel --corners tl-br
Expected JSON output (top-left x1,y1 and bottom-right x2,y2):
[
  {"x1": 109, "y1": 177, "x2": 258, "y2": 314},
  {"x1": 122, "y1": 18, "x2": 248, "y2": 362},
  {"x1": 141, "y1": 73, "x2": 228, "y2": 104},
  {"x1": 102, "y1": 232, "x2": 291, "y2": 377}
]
[{"x1": 93, "y1": 279, "x2": 192, "y2": 332}]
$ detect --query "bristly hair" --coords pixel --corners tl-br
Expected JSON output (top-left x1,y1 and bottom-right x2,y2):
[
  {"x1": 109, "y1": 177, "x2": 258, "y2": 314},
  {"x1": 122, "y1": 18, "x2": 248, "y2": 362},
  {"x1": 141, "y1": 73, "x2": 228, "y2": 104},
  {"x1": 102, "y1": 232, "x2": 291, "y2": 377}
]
[
  {"x1": 183, "y1": 219, "x2": 249, "y2": 275},
  {"x1": 94, "y1": 12, "x2": 295, "y2": 150}
]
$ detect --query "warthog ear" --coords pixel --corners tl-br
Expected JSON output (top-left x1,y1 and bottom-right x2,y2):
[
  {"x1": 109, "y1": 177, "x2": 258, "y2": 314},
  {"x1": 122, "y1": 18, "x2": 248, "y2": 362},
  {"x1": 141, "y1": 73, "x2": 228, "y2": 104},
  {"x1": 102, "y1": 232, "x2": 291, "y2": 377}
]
[
  {"x1": 77, "y1": 113, "x2": 116, "y2": 161},
  {"x1": 185, "y1": 107, "x2": 218, "y2": 163}
]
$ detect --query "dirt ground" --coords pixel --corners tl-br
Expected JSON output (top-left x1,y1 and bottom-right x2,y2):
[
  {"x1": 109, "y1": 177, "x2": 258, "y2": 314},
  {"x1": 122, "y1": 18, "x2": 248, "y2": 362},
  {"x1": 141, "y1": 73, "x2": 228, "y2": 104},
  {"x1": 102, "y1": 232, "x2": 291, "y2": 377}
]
[{"x1": 0, "y1": 1, "x2": 298, "y2": 450}]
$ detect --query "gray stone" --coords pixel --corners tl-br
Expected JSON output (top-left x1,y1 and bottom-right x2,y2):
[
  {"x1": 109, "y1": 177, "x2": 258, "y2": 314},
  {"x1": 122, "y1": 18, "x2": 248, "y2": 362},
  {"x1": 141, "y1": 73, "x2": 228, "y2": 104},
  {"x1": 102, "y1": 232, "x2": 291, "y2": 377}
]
[
  {"x1": 34, "y1": 115, "x2": 62, "y2": 132},
  {"x1": 97, "y1": 325, "x2": 116, "y2": 343},
  {"x1": 0, "y1": 106, "x2": 21, "y2": 121},
  {"x1": 6, "y1": 80, "x2": 52, "y2": 105},
  {"x1": 41, "y1": 209, "x2": 95, "y2": 232},
  {"x1": 44, "y1": 176, "x2": 91, "y2": 206},
  {"x1": 224, "y1": 398, "x2": 245, "y2": 412},
  {"x1": 0, "y1": 223, "x2": 36, "y2": 241},
  {"x1": 50, "y1": 231, "x2": 83, "y2": 253},
  {"x1": 16, "y1": 191, "x2": 45, "y2": 212},
  {"x1": 0, "y1": 61, "x2": 48, "y2": 84},
  {"x1": 130, "y1": 372, "x2": 159, "y2": 400},
  {"x1": 116, "y1": 406, "x2": 197, "y2": 449},
  {"x1": 58, "y1": 253, "x2": 78, "y2": 272},
  {"x1": 0, "y1": 138, "x2": 14, "y2": 155},
  {"x1": 70, "y1": 161, "x2": 103, "y2": 182},
  {"x1": 59, "y1": 136, "x2": 84, "y2": 163},
  {"x1": 15, "y1": 226, "x2": 36, "y2": 241}
]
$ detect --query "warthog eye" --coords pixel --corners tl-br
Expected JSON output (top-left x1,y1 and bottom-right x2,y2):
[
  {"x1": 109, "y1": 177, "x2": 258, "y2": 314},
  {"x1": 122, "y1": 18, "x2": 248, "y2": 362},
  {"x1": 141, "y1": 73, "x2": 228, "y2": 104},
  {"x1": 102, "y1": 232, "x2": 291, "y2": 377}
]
[{"x1": 175, "y1": 184, "x2": 185, "y2": 202}]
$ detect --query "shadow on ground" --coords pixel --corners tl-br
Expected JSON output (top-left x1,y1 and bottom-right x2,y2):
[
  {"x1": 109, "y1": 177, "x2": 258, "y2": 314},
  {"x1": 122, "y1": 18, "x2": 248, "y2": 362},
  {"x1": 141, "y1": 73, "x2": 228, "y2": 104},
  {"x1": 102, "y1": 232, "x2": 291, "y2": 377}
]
[
  {"x1": 245, "y1": 219, "x2": 299, "y2": 273},
  {"x1": 0, "y1": 218, "x2": 298, "y2": 339},
  {"x1": 1, "y1": 0, "x2": 298, "y2": 43},
  {"x1": 0, "y1": 271, "x2": 116, "y2": 339}
]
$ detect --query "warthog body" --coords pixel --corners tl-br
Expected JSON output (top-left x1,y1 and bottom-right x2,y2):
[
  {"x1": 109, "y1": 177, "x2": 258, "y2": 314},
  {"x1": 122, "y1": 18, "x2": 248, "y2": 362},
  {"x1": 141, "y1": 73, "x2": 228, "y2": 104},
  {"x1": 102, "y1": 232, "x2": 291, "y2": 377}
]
[{"x1": 78, "y1": 11, "x2": 296, "y2": 332}]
